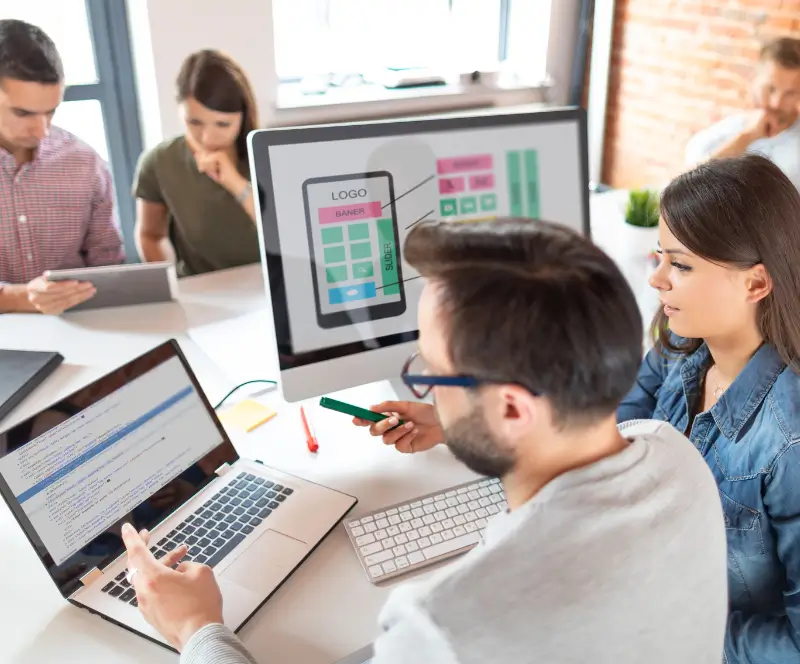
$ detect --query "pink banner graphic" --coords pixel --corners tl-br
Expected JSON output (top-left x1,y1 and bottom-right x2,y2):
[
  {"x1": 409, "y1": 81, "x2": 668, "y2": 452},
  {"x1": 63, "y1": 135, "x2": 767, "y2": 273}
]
[
  {"x1": 469, "y1": 173, "x2": 495, "y2": 191},
  {"x1": 437, "y1": 154, "x2": 494, "y2": 175},
  {"x1": 438, "y1": 177, "x2": 466, "y2": 194},
  {"x1": 319, "y1": 201, "x2": 382, "y2": 225}
]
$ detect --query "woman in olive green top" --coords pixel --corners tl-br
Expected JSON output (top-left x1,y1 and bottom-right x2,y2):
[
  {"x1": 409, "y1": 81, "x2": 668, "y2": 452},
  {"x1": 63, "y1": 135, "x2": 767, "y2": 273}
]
[{"x1": 133, "y1": 50, "x2": 261, "y2": 277}]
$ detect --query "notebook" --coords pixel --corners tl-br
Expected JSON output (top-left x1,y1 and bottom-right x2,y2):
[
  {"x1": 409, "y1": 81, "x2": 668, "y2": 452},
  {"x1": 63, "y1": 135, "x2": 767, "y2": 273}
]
[{"x1": 0, "y1": 349, "x2": 63, "y2": 422}]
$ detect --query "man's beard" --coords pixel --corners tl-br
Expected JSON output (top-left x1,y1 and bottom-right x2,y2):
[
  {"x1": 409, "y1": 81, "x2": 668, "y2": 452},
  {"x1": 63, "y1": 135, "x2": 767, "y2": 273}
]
[{"x1": 444, "y1": 407, "x2": 515, "y2": 479}]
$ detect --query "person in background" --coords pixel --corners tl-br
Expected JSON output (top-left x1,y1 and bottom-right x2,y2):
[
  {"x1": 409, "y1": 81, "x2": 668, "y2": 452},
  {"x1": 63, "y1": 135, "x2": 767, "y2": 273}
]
[
  {"x1": 133, "y1": 50, "x2": 261, "y2": 277},
  {"x1": 0, "y1": 19, "x2": 124, "y2": 314},
  {"x1": 122, "y1": 218, "x2": 728, "y2": 663},
  {"x1": 685, "y1": 37, "x2": 800, "y2": 190}
]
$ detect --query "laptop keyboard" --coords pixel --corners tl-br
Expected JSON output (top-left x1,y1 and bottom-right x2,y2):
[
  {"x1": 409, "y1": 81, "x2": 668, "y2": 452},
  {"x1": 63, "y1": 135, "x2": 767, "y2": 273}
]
[{"x1": 100, "y1": 471, "x2": 293, "y2": 607}]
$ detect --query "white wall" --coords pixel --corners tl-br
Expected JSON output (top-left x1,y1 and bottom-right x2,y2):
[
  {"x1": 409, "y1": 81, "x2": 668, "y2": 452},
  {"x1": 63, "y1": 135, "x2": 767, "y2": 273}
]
[{"x1": 128, "y1": 0, "x2": 580, "y2": 149}]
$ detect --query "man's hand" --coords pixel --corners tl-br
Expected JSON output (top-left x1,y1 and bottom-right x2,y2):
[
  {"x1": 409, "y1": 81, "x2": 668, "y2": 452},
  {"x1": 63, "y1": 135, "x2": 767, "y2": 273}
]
[
  {"x1": 353, "y1": 401, "x2": 444, "y2": 454},
  {"x1": 27, "y1": 276, "x2": 95, "y2": 315},
  {"x1": 742, "y1": 108, "x2": 794, "y2": 141},
  {"x1": 122, "y1": 523, "x2": 224, "y2": 651}
]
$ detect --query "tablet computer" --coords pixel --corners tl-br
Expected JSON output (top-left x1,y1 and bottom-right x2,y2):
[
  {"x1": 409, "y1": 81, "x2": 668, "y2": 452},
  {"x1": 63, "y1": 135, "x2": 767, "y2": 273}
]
[{"x1": 44, "y1": 262, "x2": 177, "y2": 311}]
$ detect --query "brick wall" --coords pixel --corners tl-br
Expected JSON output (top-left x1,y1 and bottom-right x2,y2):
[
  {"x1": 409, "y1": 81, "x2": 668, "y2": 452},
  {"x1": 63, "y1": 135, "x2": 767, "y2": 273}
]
[{"x1": 602, "y1": 0, "x2": 800, "y2": 188}]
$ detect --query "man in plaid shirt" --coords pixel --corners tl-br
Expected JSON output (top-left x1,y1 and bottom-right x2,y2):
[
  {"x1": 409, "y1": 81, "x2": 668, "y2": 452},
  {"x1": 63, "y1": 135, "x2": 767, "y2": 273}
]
[{"x1": 0, "y1": 20, "x2": 124, "y2": 315}]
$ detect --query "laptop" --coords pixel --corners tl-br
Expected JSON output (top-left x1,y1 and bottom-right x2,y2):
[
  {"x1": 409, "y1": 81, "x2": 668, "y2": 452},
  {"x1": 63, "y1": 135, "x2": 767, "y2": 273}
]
[{"x1": 0, "y1": 340, "x2": 357, "y2": 650}]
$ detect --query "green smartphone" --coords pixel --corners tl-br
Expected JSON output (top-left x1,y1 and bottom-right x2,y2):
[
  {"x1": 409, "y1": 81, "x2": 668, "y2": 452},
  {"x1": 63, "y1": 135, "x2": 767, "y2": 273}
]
[{"x1": 319, "y1": 396, "x2": 403, "y2": 427}]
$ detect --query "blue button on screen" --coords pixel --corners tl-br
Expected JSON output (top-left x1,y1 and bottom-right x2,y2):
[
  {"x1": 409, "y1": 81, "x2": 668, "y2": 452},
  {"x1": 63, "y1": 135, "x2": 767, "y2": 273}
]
[{"x1": 328, "y1": 282, "x2": 377, "y2": 304}]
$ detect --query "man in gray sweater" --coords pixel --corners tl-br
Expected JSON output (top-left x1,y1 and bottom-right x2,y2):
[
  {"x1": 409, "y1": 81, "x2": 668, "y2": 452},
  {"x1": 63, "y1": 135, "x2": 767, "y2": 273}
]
[{"x1": 121, "y1": 218, "x2": 728, "y2": 663}]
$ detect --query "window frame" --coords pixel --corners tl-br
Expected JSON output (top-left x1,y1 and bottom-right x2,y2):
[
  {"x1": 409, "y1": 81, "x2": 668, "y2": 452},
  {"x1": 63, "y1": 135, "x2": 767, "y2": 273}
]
[{"x1": 63, "y1": 0, "x2": 143, "y2": 260}]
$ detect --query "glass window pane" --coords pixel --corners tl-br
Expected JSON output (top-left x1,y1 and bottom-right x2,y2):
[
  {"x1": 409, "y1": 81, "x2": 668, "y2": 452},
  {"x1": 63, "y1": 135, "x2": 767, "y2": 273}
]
[
  {"x1": 273, "y1": 0, "x2": 501, "y2": 79},
  {"x1": 0, "y1": 0, "x2": 97, "y2": 85},
  {"x1": 506, "y1": 0, "x2": 552, "y2": 84},
  {"x1": 53, "y1": 100, "x2": 108, "y2": 162}
]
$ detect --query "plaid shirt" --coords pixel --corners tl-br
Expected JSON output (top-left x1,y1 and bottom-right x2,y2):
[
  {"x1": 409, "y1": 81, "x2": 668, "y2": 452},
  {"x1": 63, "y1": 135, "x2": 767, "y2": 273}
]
[{"x1": 0, "y1": 126, "x2": 125, "y2": 284}]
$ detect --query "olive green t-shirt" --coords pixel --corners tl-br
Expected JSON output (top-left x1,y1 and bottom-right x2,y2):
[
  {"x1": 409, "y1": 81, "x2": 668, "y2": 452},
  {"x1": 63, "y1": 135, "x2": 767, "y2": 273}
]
[{"x1": 133, "y1": 136, "x2": 261, "y2": 277}]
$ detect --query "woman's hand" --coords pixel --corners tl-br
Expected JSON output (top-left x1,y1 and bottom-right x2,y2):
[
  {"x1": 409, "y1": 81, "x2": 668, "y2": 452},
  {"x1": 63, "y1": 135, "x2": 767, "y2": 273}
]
[
  {"x1": 353, "y1": 401, "x2": 444, "y2": 454},
  {"x1": 195, "y1": 150, "x2": 247, "y2": 196}
]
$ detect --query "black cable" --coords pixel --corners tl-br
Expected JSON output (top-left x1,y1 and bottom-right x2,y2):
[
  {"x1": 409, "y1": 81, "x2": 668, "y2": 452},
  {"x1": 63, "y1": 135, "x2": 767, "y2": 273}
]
[{"x1": 213, "y1": 380, "x2": 277, "y2": 410}]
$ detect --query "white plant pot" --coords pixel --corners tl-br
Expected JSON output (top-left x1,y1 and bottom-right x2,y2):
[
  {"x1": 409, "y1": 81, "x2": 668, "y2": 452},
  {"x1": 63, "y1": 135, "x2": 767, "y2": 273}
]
[
  {"x1": 619, "y1": 222, "x2": 660, "y2": 320},
  {"x1": 620, "y1": 222, "x2": 659, "y2": 259}
]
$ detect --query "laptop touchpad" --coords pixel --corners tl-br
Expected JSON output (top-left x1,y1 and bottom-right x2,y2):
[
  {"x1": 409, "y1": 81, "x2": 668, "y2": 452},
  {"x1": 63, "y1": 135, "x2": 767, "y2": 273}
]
[{"x1": 221, "y1": 529, "x2": 308, "y2": 594}]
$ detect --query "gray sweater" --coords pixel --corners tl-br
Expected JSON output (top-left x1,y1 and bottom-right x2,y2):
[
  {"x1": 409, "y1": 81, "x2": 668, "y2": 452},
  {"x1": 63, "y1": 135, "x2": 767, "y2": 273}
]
[{"x1": 182, "y1": 419, "x2": 728, "y2": 664}]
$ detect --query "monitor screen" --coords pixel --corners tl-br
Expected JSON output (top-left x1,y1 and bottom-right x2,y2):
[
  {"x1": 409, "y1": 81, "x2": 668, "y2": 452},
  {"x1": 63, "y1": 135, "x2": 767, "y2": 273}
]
[
  {"x1": 0, "y1": 341, "x2": 238, "y2": 597},
  {"x1": 250, "y1": 108, "x2": 589, "y2": 375}
]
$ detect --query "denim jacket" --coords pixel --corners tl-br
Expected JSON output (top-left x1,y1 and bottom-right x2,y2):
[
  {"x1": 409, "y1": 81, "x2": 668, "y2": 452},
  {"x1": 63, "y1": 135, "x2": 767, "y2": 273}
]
[{"x1": 618, "y1": 341, "x2": 800, "y2": 663}]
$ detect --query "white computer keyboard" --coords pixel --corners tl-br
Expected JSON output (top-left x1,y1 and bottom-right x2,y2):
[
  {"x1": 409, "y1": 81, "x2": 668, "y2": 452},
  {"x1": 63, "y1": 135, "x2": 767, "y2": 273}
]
[{"x1": 344, "y1": 477, "x2": 507, "y2": 584}]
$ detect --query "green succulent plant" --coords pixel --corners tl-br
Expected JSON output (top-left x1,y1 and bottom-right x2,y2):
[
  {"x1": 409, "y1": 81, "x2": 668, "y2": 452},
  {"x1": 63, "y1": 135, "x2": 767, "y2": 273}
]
[{"x1": 625, "y1": 189, "x2": 660, "y2": 228}]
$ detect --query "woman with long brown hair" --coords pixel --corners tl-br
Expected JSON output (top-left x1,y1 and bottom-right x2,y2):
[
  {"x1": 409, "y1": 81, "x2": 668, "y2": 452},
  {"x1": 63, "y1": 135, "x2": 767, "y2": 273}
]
[{"x1": 133, "y1": 50, "x2": 261, "y2": 277}]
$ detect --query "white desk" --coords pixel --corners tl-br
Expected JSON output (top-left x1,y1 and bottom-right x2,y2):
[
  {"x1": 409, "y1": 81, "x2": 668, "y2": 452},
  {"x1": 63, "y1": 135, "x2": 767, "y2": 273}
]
[
  {"x1": 0, "y1": 265, "x2": 479, "y2": 664},
  {"x1": 0, "y1": 200, "x2": 652, "y2": 663}
]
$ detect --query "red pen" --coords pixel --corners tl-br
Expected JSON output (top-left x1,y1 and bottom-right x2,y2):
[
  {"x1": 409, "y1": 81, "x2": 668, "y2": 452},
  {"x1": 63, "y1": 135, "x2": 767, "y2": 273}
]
[{"x1": 300, "y1": 406, "x2": 319, "y2": 453}]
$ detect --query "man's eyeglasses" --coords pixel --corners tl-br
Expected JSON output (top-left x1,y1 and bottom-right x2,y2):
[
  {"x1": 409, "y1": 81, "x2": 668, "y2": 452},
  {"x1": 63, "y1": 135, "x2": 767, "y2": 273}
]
[{"x1": 400, "y1": 352, "x2": 539, "y2": 400}]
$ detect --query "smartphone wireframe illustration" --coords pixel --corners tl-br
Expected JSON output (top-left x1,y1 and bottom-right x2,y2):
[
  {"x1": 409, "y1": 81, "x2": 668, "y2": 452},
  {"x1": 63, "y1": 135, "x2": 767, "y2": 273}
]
[{"x1": 302, "y1": 171, "x2": 406, "y2": 329}]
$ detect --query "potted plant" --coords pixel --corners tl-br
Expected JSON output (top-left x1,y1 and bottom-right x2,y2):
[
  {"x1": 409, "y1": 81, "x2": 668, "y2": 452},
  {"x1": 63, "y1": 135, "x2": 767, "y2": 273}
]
[{"x1": 622, "y1": 188, "x2": 660, "y2": 258}]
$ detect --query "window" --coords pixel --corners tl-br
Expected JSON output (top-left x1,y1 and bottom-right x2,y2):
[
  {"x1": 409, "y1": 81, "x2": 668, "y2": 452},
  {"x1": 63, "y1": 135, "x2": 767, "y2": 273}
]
[
  {"x1": 0, "y1": 0, "x2": 143, "y2": 259},
  {"x1": 273, "y1": 0, "x2": 551, "y2": 87}
]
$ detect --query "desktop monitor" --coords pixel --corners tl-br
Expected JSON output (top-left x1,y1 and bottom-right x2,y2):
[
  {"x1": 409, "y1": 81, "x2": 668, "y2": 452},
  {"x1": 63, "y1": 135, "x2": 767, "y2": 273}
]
[{"x1": 248, "y1": 107, "x2": 590, "y2": 402}]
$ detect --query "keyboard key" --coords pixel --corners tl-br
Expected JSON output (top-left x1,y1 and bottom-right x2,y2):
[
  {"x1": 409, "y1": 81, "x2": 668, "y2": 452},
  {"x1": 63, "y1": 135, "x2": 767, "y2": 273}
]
[
  {"x1": 242, "y1": 525, "x2": 254, "y2": 535},
  {"x1": 218, "y1": 496, "x2": 231, "y2": 504},
  {"x1": 406, "y1": 540, "x2": 419, "y2": 552},
  {"x1": 224, "y1": 515, "x2": 236, "y2": 524},
  {"x1": 250, "y1": 517, "x2": 262, "y2": 527},
  {"x1": 206, "y1": 533, "x2": 246, "y2": 568},
  {"x1": 213, "y1": 538, "x2": 226, "y2": 548},
  {"x1": 453, "y1": 525, "x2": 466, "y2": 536},
  {"x1": 407, "y1": 529, "x2": 419, "y2": 541},
  {"x1": 109, "y1": 586, "x2": 124, "y2": 597},
  {"x1": 282, "y1": 487, "x2": 293, "y2": 496},
  {"x1": 174, "y1": 533, "x2": 186, "y2": 543},
  {"x1": 230, "y1": 522, "x2": 243, "y2": 531},
  {"x1": 222, "y1": 530, "x2": 236, "y2": 539},
  {"x1": 396, "y1": 556, "x2": 410, "y2": 568},
  {"x1": 231, "y1": 498, "x2": 243, "y2": 507},
  {"x1": 102, "y1": 582, "x2": 115, "y2": 593},
  {"x1": 189, "y1": 546, "x2": 202, "y2": 556},
  {"x1": 243, "y1": 499, "x2": 254, "y2": 508},
  {"x1": 430, "y1": 523, "x2": 443, "y2": 533},
  {"x1": 393, "y1": 545, "x2": 407, "y2": 556},
  {"x1": 454, "y1": 515, "x2": 466, "y2": 525},
  {"x1": 375, "y1": 518, "x2": 389, "y2": 529},
  {"x1": 130, "y1": 597, "x2": 139, "y2": 607},
  {"x1": 196, "y1": 554, "x2": 208, "y2": 564},
  {"x1": 115, "y1": 571, "x2": 126, "y2": 582},
  {"x1": 418, "y1": 537, "x2": 431, "y2": 548},
  {"x1": 252, "y1": 489, "x2": 267, "y2": 500},
  {"x1": 194, "y1": 507, "x2": 204, "y2": 515},
  {"x1": 154, "y1": 550, "x2": 167, "y2": 559},
  {"x1": 194, "y1": 527, "x2": 208, "y2": 538},
  {"x1": 237, "y1": 472, "x2": 247, "y2": 478},
  {"x1": 256, "y1": 498, "x2": 269, "y2": 508},
  {"x1": 258, "y1": 507, "x2": 272, "y2": 518},
  {"x1": 120, "y1": 589, "x2": 136, "y2": 602},
  {"x1": 418, "y1": 525, "x2": 432, "y2": 537},
  {"x1": 360, "y1": 541, "x2": 382, "y2": 556},
  {"x1": 442, "y1": 529, "x2": 454, "y2": 540},
  {"x1": 369, "y1": 565, "x2": 384, "y2": 578},
  {"x1": 121, "y1": 579, "x2": 130, "y2": 588},
  {"x1": 186, "y1": 536, "x2": 199, "y2": 546},
  {"x1": 209, "y1": 529, "x2": 222, "y2": 540},
  {"x1": 201, "y1": 510, "x2": 213, "y2": 519},
  {"x1": 355, "y1": 534, "x2": 375, "y2": 546},
  {"x1": 273, "y1": 484, "x2": 284, "y2": 492},
  {"x1": 194, "y1": 518, "x2": 206, "y2": 528},
  {"x1": 233, "y1": 507, "x2": 245, "y2": 516},
  {"x1": 176, "y1": 523, "x2": 186, "y2": 531},
  {"x1": 269, "y1": 501, "x2": 280, "y2": 509},
  {"x1": 222, "y1": 505, "x2": 234, "y2": 514},
  {"x1": 351, "y1": 526, "x2": 365, "y2": 537},
  {"x1": 164, "y1": 541, "x2": 177, "y2": 551},
  {"x1": 381, "y1": 560, "x2": 397, "y2": 574},
  {"x1": 220, "y1": 486, "x2": 230, "y2": 494},
  {"x1": 184, "y1": 525, "x2": 196, "y2": 535},
  {"x1": 245, "y1": 473, "x2": 255, "y2": 481},
  {"x1": 407, "y1": 551, "x2": 425, "y2": 565},
  {"x1": 364, "y1": 549, "x2": 393, "y2": 566},
  {"x1": 465, "y1": 522, "x2": 478, "y2": 533},
  {"x1": 235, "y1": 480, "x2": 248, "y2": 490},
  {"x1": 364, "y1": 522, "x2": 377, "y2": 533},
  {"x1": 422, "y1": 531, "x2": 481, "y2": 560},
  {"x1": 430, "y1": 533, "x2": 443, "y2": 545},
  {"x1": 247, "y1": 506, "x2": 259, "y2": 516},
  {"x1": 387, "y1": 515, "x2": 400, "y2": 525},
  {"x1": 264, "y1": 481, "x2": 275, "y2": 489},
  {"x1": 399, "y1": 522, "x2": 412, "y2": 533},
  {"x1": 197, "y1": 537, "x2": 211, "y2": 547},
  {"x1": 476, "y1": 518, "x2": 488, "y2": 529},
  {"x1": 267, "y1": 491, "x2": 278, "y2": 499},
  {"x1": 253, "y1": 478, "x2": 265, "y2": 485}
]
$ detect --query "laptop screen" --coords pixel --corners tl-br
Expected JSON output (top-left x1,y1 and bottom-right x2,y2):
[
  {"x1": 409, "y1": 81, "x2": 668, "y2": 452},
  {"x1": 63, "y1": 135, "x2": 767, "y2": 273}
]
[{"x1": 0, "y1": 341, "x2": 238, "y2": 597}]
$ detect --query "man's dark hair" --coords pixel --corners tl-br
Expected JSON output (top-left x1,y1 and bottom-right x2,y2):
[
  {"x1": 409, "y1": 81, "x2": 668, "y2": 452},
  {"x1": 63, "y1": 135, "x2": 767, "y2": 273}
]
[
  {"x1": 0, "y1": 19, "x2": 63, "y2": 84},
  {"x1": 760, "y1": 37, "x2": 800, "y2": 70},
  {"x1": 404, "y1": 218, "x2": 643, "y2": 428}
]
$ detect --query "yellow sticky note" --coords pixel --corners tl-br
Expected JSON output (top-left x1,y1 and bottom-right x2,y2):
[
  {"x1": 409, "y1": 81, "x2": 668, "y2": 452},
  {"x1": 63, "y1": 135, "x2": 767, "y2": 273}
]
[{"x1": 219, "y1": 399, "x2": 277, "y2": 432}]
